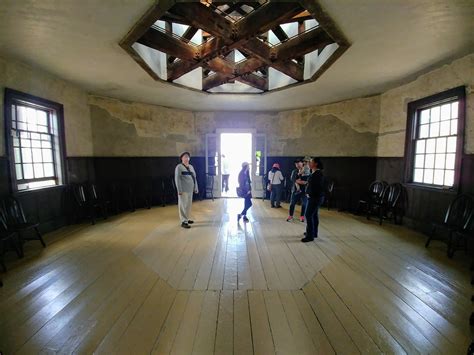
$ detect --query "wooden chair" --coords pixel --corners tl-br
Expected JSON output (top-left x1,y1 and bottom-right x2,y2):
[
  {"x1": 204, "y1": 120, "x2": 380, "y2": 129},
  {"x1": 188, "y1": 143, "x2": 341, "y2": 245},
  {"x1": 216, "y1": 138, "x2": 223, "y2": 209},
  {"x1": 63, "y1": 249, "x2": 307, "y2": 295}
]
[
  {"x1": 159, "y1": 176, "x2": 178, "y2": 207},
  {"x1": 0, "y1": 207, "x2": 22, "y2": 271},
  {"x1": 325, "y1": 179, "x2": 335, "y2": 210},
  {"x1": 357, "y1": 180, "x2": 388, "y2": 215},
  {"x1": 425, "y1": 194, "x2": 473, "y2": 258},
  {"x1": 450, "y1": 212, "x2": 474, "y2": 258},
  {"x1": 2, "y1": 196, "x2": 46, "y2": 257},
  {"x1": 204, "y1": 174, "x2": 214, "y2": 201},
  {"x1": 71, "y1": 183, "x2": 108, "y2": 225},
  {"x1": 367, "y1": 183, "x2": 404, "y2": 225}
]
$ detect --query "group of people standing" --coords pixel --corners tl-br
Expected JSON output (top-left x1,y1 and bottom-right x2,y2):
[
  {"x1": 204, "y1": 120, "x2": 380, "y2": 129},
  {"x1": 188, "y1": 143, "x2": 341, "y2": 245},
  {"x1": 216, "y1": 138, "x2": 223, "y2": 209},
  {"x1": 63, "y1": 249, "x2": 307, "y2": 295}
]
[{"x1": 174, "y1": 151, "x2": 325, "y2": 243}]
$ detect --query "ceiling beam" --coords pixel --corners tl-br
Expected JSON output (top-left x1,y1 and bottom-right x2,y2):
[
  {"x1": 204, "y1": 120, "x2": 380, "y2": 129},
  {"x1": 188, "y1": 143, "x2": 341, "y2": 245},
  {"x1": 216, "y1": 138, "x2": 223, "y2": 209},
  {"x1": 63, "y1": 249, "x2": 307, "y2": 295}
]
[
  {"x1": 272, "y1": 27, "x2": 334, "y2": 61},
  {"x1": 272, "y1": 26, "x2": 288, "y2": 42},
  {"x1": 168, "y1": 26, "x2": 199, "y2": 64},
  {"x1": 137, "y1": 28, "x2": 198, "y2": 62}
]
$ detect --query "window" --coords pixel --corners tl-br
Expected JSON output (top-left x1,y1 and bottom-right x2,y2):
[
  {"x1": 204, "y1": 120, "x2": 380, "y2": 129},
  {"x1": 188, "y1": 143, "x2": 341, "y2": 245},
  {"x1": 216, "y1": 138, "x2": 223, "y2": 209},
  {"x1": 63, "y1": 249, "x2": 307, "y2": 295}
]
[
  {"x1": 4, "y1": 89, "x2": 66, "y2": 192},
  {"x1": 404, "y1": 86, "x2": 465, "y2": 190}
]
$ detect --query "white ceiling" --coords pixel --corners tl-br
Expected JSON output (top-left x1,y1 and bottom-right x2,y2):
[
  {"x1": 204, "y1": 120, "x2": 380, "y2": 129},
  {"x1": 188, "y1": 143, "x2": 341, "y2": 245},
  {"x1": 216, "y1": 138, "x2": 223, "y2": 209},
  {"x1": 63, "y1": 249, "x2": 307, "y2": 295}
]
[{"x1": 0, "y1": 0, "x2": 473, "y2": 111}]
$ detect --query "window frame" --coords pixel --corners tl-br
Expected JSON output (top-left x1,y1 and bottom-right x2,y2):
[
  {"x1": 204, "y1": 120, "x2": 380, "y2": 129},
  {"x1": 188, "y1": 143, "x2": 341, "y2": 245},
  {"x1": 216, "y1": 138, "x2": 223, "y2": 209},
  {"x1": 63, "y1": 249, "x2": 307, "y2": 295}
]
[
  {"x1": 403, "y1": 86, "x2": 466, "y2": 192},
  {"x1": 4, "y1": 88, "x2": 67, "y2": 193}
]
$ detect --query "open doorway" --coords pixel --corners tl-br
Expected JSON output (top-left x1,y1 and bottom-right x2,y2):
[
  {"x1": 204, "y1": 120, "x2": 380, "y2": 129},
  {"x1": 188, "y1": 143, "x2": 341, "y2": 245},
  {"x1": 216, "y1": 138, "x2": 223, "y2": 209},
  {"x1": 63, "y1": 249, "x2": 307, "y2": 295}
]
[{"x1": 220, "y1": 132, "x2": 252, "y2": 197}]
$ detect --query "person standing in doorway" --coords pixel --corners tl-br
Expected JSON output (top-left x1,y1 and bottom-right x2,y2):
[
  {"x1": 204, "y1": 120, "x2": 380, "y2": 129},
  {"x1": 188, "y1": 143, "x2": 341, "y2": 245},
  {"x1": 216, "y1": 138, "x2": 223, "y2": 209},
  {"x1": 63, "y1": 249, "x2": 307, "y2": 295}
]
[
  {"x1": 221, "y1": 154, "x2": 230, "y2": 194},
  {"x1": 301, "y1": 157, "x2": 325, "y2": 242},
  {"x1": 237, "y1": 162, "x2": 252, "y2": 223},
  {"x1": 268, "y1": 163, "x2": 285, "y2": 208},
  {"x1": 175, "y1": 152, "x2": 199, "y2": 229},
  {"x1": 287, "y1": 158, "x2": 309, "y2": 222}
]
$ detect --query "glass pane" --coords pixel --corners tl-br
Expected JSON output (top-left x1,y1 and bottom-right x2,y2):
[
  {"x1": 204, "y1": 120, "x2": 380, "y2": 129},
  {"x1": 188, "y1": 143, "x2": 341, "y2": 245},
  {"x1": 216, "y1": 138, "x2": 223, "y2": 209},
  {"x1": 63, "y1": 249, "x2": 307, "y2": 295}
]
[
  {"x1": 26, "y1": 107, "x2": 37, "y2": 125},
  {"x1": 32, "y1": 148, "x2": 43, "y2": 163},
  {"x1": 31, "y1": 132, "x2": 40, "y2": 140},
  {"x1": 425, "y1": 154, "x2": 435, "y2": 169},
  {"x1": 436, "y1": 137, "x2": 446, "y2": 153},
  {"x1": 414, "y1": 169, "x2": 423, "y2": 183},
  {"x1": 32, "y1": 140, "x2": 41, "y2": 148},
  {"x1": 34, "y1": 163, "x2": 44, "y2": 178},
  {"x1": 21, "y1": 148, "x2": 32, "y2": 163},
  {"x1": 419, "y1": 124, "x2": 429, "y2": 138},
  {"x1": 451, "y1": 102, "x2": 458, "y2": 118},
  {"x1": 434, "y1": 169, "x2": 444, "y2": 185},
  {"x1": 414, "y1": 154, "x2": 424, "y2": 168},
  {"x1": 426, "y1": 138, "x2": 436, "y2": 153},
  {"x1": 23, "y1": 163, "x2": 33, "y2": 179},
  {"x1": 420, "y1": 109, "x2": 430, "y2": 124},
  {"x1": 42, "y1": 149, "x2": 53, "y2": 163},
  {"x1": 435, "y1": 154, "x2": 445, "y2": 169},
  {"x1": 447, "y1": 136, "x2": 457, "y2": 152},
  {"x1": 446, "y1": 153, "x2": 455, "y2": 169},
  {"x1": 416, "y1": 140, "x2": 425, "y2": 154},
  {"x1": 21, "y1": 138, "x2": 31, "y2": 147},
  {"x1": 429, "y1": 122, "x2": 440, "y2": 137},
  {"x1": 13, "y1": 137, "x2": 19, "y2": 147},
  {"x1": 440, "y1": 104, "x2": 451, "y2": 120},
  {"x1": 440, "y1": 120, "x2": 450, "y2": 136},
  {"x1": 41, "y1": 134, "x2": 51, "y2": 141},
  {"x1": 20, "y1": 131, "x2": 30, "y2": 138},
  {"x1": 18, "y1": 122, "x2": 27, "y2": 131},
  {"x1": 37, "y1": 125, "x2": 48, "y2": 133},
  {"x1": 430, "y1": 106, "x2": 440, "y2": 122},
  {"x1": 44, "y1": 163, "x2": 54, "y2": 177},
  {"x1": 423, "y1": 169, "x2": 434, "y2": 184},
  {"x1": 15, "y1": 164, "x2": 23, "y2": 180},
  {"x1": 450, "y1": 119, "x2": 458, "y2": 135},
  {"x1": 37, "y1": 110, "x2": 47, "y2": 126},
  {"x1": 17, "y1": 106, "x2": 26, "y2": 122},
  {"x1": 12, "y1": 121, "x2": 17, "y2": 129},
  {"x1": 14, "y1": 147, "x2": 21, "y2": 163},
  {"x1": 42, "y1": 140, "x2": 52, "y2": 149},
  {"x1": 444, "y1": 170, "x2": 454, "y2": 186},
  {"x1": 28, "y1": 122, "x2": 38, "y2": 132}
]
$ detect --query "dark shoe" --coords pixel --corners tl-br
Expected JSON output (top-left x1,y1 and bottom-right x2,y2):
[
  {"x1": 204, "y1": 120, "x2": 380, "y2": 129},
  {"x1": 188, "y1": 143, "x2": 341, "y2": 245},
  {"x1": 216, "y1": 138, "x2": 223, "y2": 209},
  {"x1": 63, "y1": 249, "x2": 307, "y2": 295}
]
[
  {"x1": 181, "y1": 222, "x2": 191, "y2": 229},
  {"x1": 301, "y1": 237, "x2": 314, "y2": 243},
  {"x1": 237, "y1": 214, "x2": 242, "y2": 222},
  {"x1": 271, "y1": 205, "x2": 275, "y2": 208},
  {"x1": 243, "y1": 216, "x2": 249, "y2": 223},
  {"x1": 275, "y1": 205, "x2": 282, "y2": 208},
  {"x1": 188, "y1": 220, "x2": 194, "y2": 224}
]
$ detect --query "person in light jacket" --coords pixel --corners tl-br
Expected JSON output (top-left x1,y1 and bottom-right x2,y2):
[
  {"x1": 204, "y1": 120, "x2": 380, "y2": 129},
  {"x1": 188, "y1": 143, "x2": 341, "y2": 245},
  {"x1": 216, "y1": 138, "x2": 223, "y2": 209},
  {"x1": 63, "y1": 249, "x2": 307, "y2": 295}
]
[
  {"x1": 268, "y1": 163, "x2": 285, "y2": 208},
  {"x1": 175, "y1": 152, "x2": 199, "y2": 229}
]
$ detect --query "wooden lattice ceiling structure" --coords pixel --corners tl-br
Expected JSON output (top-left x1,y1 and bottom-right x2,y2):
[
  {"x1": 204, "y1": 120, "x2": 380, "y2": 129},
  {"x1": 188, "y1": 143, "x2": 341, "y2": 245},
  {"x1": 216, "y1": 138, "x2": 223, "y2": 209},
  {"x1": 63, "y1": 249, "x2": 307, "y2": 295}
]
[{"x1": 120, "y1": 1, "x2": 350, "y2": 94}]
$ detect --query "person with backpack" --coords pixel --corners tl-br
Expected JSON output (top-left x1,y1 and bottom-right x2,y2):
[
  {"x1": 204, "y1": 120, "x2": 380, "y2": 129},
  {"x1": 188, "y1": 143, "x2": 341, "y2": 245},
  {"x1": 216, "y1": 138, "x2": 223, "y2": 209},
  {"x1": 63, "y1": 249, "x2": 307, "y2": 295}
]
[
  {"x1": 267, "y1": 163, "x2": 285, "y2": 208},
  {"x1": 301, "y1": 157, "x2": 325, "y2": 242},
  {"x1": 175, "y1": 152, "x2": 199, "y2": 229},
  {"x1": 237, "y1": 162, "x2": 252, "y2": 223}
]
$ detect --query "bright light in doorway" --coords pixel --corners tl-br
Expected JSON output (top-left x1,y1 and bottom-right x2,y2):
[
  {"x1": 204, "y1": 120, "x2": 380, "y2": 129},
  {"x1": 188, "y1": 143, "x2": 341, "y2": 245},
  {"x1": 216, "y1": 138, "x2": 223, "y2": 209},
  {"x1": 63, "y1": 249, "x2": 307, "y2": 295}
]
[{"x1": 220, "y1": 133, "x2": 252, "y2": 197}]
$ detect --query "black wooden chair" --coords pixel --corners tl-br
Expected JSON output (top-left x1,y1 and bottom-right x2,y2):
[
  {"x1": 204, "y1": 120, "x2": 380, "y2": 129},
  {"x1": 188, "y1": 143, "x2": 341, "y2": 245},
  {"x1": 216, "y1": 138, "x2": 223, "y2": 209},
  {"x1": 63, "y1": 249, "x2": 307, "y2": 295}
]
[
  {"x1": 110, "y1": 181, "x2": 135, "y2": 213},
  {"x1": 450, "y1": 210, "x2": 474, "y2": 258},
  {"x1": 0, "y1": 207, "x2": 22, "y2": 271},
  {"x1": 158, "y1": 176, "x2": 177, "y2": 206},
  {"x1": 357, "y1": 180, "x2": 388, "y2": 215},
  {"x1": 425, "y1": 194, "x2": 473, "y2": 258},
  {"x1": 204, "y1": 174, "x2": 214, "y2": 201},
  {"x1": 2, "y1": 196, "x2": 46, "y2": 257},
  {"x1": 367, "y1": 183, "x2": 404, "y2": 225},
  {"x1": 71, "y1": 183, "x2": 108, "y2": 225},
  {"x1": 134, "y1": 178, "x2": 152, "y2": 210},
  {"x1": 325, "y1": 178, "x2": 335, "y2": 210}
]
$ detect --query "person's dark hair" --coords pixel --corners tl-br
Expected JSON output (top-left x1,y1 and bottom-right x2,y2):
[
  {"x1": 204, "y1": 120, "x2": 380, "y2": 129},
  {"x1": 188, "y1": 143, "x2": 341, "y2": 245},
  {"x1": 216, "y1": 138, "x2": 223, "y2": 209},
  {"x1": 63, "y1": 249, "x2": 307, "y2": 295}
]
[
  {"x1": 311, "y1": 157, "x2": 324, "y2": 170},
  {"x1": 179, "y1": 151, "x2": 191, "y2": 160},
  {"x1": 294, "y1": 158, "x2": 302, "y2": 163}
]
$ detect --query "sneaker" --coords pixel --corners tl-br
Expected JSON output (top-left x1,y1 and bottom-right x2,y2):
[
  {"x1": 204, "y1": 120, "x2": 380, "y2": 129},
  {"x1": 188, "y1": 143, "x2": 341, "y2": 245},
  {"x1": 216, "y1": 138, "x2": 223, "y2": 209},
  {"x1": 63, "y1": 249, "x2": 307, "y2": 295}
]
[
  {"x1": 300, "y1": 216, "x2": 305, "y2": 222},
  {"x1": 181, "y1": 222, "x2": 191, "y2": 229},
  {"x1": 301, "y1": 237, "x2": 314, "y2": 243},
  {"x1": 286, "y1": 216, "x2": 293, "y2": 222},
  {"x1": 188, "y1": 220, "x2": 194, "y2": 224},
  {"x1": 243, "y1": 216, "x2": 250, "y2": 223}
]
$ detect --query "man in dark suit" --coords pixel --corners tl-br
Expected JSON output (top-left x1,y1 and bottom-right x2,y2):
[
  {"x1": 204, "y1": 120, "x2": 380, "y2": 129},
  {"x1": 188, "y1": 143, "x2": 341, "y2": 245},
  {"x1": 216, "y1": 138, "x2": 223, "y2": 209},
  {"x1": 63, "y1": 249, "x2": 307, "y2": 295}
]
[{"x1": 301, "y1": 157, "x2": 325, "y2": 242}]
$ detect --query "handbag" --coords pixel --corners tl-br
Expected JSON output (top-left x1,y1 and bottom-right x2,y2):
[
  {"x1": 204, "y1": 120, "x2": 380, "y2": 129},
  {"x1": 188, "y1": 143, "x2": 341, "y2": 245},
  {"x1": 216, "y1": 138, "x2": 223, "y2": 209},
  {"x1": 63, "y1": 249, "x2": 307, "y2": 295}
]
[{"x1": 267, "y1": 171, "x2": 277, "y2": 191}]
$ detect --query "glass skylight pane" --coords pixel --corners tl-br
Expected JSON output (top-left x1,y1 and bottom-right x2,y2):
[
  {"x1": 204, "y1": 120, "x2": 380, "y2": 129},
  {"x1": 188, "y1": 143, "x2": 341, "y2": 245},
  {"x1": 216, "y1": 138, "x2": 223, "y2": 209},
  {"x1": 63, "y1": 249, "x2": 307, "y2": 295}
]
[
  {"x1": 423, "y1": 169, "x2": 434, "y2": 184},
  {"x1": 440, "y1": 120, "x2": 450, "y2": 136},
  {"x1": 430, "y1": 106, "x2": 440, "y2": 122},
  {"x1": 446, "y1": 153, "x2": 455, "y2": 169},
  {"x1": 415, "y1": 140, "x2": 425, "y2": 154},
  {"x1": 425, "y1": 154, "x2": 434, "y2": 169},
  {"x1": 450, "y1": 119, "x2": 458, "y2": 135},
  {"x1": 419, "y1": 124, "x2": 429, "y2": 138},
  {"x1": 420, "y1": 109, "x2": 430, "y2": 124},
  {"x1": 436, "y1": 137, "x2": 446, "y2": 153},
  {"x1": 446, "y1": 137, "x2": 457, "y2": 152},
  {"x1": 434, "y1": 169, "x2": 444, "y2": 185},
  {"x1": 435, "y1": 154, "x2": 445, "y2": 169},
  {"x1": 414, "y1": 154, "x2": 424, "y2": 168},
  {"x1": 440, "y1": 104, "x2": 450, "y2": 120},
  {"x1": 426, "y1": 138, "x2": 436, "y2": 153},
  {"x1": 451, "y1": 102, "x2": 458, "y2": 118},
  {"x1": 429, "y1": 122, "x2": 439, "y2": 137},
  {"x1": 414, "y1": 169, "x2": 423, "y2": 183},
  {"x1": 444, "y1": 170, "x2": 454, "y2": 186}
]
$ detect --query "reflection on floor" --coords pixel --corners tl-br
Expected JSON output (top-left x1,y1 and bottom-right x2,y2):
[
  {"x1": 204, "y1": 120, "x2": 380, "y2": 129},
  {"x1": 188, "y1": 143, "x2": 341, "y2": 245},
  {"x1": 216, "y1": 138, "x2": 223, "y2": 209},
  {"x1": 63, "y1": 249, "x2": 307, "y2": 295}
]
[{"x1": 0, "y1": 199, "x2": 471, "y2": 354}]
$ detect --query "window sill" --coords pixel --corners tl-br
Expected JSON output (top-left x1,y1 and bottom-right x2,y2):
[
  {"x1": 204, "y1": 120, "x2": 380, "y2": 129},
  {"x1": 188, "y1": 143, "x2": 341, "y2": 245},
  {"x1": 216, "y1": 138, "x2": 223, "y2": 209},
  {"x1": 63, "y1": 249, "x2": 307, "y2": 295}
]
[
  {"x1": 404, "y1": 182, "x2": 458, "y2": 194},
  {"x1": 13, "y1": 184, "x2": 67, "y2": 195}
]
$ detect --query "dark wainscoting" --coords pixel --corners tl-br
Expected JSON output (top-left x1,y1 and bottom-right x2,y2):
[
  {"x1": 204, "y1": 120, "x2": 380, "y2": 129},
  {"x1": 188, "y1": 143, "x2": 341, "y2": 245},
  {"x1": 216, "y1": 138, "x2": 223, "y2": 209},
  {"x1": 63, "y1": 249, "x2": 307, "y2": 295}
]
[{"x1": 376, "y1": 154, "x2": 474, "y2": 232}]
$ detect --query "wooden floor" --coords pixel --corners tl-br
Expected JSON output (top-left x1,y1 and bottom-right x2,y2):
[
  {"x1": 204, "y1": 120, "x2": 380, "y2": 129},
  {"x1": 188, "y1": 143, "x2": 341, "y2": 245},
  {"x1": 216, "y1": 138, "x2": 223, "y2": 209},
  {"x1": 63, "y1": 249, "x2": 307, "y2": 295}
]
[{"x1": 0, "y1": 199, "x2": 472, "y2": 354}]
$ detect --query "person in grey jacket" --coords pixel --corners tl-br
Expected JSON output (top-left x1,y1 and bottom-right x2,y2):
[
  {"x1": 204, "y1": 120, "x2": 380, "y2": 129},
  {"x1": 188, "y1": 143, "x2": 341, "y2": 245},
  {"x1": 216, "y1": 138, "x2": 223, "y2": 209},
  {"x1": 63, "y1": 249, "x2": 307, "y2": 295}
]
[{"x1": 175, "y1": 152, "x2": 199, "y2": 229}]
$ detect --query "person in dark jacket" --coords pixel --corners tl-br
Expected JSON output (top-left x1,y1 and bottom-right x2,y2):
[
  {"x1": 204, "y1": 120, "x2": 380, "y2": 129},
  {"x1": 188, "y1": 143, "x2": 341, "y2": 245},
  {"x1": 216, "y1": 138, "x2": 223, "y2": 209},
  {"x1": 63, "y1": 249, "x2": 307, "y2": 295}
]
[
  {"x1": 301, "y1": 157, "x2": 325, "y2": 242},
  {"x1": 237, "y1": 162, "x2": 252, "y2": 223},
  {"x1": 287, "y1": 158, "x2": 310, "y2": 222}
]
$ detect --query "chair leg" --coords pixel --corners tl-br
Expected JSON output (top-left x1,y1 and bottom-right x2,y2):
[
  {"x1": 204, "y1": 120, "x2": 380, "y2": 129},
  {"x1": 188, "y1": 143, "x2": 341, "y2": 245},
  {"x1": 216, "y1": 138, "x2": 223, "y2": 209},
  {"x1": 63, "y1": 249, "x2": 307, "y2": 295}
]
[
  {"x1": 0, "y1": 239, "x2": 6, "y2": 272},
  {"x1": 447, "y1": 231, "x2": 455, "y2": 258},
  {"x1": 35, "y1": 227, "x2": 46, "y2": 248},
  {"x1": 425, "y1": 226, "x2": 436, "y2": 248}
]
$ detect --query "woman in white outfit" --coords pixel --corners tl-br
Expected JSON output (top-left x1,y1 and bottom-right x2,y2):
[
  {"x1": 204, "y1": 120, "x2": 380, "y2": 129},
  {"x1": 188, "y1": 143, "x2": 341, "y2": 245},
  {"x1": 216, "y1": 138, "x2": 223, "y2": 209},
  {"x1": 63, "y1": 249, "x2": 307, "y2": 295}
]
[{"x1": 175, "y1": 152, "x2": 199, "y2": 229}]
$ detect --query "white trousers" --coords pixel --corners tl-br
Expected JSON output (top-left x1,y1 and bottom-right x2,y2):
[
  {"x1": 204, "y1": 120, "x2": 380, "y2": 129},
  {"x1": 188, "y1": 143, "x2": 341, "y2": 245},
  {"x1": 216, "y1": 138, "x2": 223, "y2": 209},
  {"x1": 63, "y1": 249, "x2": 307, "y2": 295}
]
[{"x1": 178, "y1": 192, "x2": 193, "y2": 223}]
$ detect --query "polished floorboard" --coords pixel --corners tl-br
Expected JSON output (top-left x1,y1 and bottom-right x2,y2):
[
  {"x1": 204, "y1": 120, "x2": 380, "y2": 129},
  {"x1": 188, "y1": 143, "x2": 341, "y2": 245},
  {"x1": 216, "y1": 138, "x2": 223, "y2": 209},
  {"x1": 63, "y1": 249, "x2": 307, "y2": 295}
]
[{"x1": 0, "y1": 199, "x2": 472, "y2": 354}]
